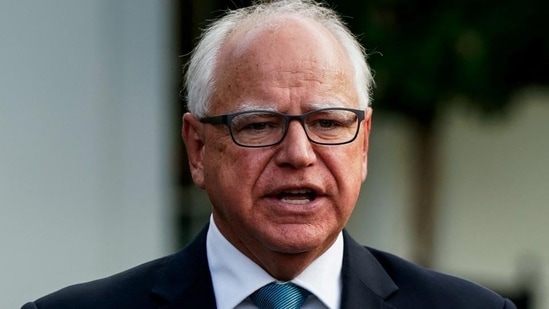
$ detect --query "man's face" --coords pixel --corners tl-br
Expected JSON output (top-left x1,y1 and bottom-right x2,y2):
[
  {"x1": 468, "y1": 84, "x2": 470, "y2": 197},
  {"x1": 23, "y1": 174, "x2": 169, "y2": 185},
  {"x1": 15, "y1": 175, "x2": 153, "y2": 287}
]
[{"x1": 184, "y1": 16, "x2": 372, "y2": 267}]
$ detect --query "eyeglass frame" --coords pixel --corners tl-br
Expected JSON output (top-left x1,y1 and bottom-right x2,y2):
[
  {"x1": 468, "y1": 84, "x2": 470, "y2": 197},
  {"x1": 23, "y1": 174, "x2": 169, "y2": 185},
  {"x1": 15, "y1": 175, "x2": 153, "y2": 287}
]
[{"x1": 198, "y1": 107, "x2": 365, "y2": 148}]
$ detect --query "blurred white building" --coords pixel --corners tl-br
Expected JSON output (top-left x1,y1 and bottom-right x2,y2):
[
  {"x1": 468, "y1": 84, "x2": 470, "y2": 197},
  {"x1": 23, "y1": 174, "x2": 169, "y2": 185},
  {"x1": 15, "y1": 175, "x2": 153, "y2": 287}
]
[{"x1": 0, "y1": 1, "x2": 175, "y2": 308}]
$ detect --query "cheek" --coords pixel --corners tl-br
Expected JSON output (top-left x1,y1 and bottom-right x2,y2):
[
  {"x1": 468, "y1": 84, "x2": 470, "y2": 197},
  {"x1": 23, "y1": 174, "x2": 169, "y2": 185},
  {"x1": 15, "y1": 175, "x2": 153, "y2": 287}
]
[
  {"x1": 203, "y1": 143, "x2": 270, "y2": 197},
  {"x1": 323, "y1": 146, "x2": 365, "y2": 198},
  {"x1": 204, "y1": 147, "x2": 274, "y2": 228},
  {"x1": 328, "y1": 144, "x2": 364, "y2": 175}
]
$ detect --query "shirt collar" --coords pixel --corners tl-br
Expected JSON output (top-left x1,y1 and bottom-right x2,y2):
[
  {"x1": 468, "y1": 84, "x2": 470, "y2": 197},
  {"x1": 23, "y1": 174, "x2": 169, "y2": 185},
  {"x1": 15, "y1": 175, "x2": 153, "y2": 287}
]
[{"x1": 207, "y1": 215, "x2": 343, "y2": 309}]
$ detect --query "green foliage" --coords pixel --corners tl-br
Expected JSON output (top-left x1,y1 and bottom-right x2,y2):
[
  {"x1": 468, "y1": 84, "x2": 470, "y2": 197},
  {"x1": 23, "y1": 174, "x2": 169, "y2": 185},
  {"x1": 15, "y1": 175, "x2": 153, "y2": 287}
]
[{"x1": 333, "y1": 0, "x2": 549, "y2": 122}]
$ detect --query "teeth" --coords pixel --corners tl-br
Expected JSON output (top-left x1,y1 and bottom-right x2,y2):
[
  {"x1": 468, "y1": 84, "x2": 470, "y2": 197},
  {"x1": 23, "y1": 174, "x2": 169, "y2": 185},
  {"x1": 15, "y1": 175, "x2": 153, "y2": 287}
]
[
  {"x1": 277, "y1": 189, "x2": 316, "y2": 204},
  {"x1": 285, "y1": 189, "x2": 311, "y2": 194},
  {"x1": 280, "y1": 197, "x2": 311, "y2": 204}
]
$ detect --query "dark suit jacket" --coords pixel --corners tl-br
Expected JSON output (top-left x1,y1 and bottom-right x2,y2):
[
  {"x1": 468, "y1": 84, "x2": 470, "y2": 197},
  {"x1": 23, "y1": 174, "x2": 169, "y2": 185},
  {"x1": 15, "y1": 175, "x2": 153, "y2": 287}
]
[{"x1": 23, "y1": 225, "x2": 516, "y2": 309}]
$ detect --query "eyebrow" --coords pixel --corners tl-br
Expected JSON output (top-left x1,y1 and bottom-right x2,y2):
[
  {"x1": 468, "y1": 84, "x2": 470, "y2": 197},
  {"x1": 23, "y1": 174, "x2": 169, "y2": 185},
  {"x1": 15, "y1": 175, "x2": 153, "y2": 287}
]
[
  {"x1": 233, "y1": 103, "x2": 278, "y2": 112},
  {"x1": 232, "y1": 101, "x2": 346, "y2": 113},
  {"x1": 307, "y1": 102, "x2": 345, "y2": 110}
]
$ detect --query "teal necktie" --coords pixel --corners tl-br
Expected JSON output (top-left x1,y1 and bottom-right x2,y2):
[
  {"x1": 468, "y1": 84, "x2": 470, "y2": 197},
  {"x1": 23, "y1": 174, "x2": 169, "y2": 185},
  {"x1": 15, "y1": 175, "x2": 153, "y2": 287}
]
[{"x1": 250, "y1": 282, "x2": 310, "y2": 309}]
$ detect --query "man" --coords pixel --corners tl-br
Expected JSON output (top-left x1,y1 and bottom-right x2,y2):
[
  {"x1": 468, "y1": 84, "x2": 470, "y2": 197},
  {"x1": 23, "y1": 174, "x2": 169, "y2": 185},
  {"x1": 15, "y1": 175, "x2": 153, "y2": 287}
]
[{"x1": 23, "y1": 0, "x2": 516, "y2": 308}]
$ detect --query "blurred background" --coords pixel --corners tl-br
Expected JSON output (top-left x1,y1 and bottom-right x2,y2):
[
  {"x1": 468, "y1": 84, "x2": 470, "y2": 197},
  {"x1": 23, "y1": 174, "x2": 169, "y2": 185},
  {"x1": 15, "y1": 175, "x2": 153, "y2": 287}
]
[{"x1": 1, "y1": 0, "x2": 547, "y2": 308}]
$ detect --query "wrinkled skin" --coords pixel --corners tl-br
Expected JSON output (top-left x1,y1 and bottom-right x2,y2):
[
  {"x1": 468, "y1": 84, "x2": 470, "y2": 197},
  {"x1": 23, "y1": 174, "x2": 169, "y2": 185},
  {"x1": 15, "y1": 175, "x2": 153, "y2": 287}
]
[{"x1": 183, "y1": 15, "x2": 372, "y2": 280}]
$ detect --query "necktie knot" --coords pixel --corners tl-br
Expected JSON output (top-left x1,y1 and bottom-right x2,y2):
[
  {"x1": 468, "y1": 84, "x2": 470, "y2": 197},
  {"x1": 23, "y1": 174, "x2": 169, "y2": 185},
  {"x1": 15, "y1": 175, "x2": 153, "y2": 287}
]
[{"x1": 250, "y1": 282, "x2": 310, "y2": 309}]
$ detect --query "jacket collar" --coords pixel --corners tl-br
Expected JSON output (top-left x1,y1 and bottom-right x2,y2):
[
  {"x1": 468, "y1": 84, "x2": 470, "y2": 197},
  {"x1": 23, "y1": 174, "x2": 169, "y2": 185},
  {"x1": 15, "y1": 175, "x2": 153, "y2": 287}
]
[
  {"x1": 150, "y1": 225, "x2": 399, "y2": 309},
  {"x1": 151, "y1": 224, "x2": 217, "y2": 309},
  {"x1": 340, "y1": 230, "x2": 399, "y2": 309}
]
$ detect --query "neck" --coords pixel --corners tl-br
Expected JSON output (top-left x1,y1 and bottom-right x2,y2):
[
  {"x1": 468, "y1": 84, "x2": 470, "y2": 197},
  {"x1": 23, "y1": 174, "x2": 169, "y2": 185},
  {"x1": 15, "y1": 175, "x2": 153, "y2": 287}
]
[
  {"x1": 256, "y1": 252, "x2": 324, "y2": 281},
  {"x1": 212, "y1": 214, "x2": 339, "y2": 281},
  {"x1": 230, "y1": 231, "x2": 337, "y2": 281}
]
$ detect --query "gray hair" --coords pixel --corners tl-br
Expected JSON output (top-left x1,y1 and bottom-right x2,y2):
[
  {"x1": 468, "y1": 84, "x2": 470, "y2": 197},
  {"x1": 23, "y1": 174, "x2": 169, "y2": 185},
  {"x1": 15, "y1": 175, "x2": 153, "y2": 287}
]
[{"x1": 184, "y1": 0, "x2": 373, "y2": 117}]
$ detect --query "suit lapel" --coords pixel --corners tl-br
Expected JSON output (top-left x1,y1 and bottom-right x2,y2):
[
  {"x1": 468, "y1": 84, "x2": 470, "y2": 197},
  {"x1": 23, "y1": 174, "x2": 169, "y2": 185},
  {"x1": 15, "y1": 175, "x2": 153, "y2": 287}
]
[
  {"x1": 340, "y1": 230, "x2": 399, "y2": 309},
  {"x1": 151, "y1": 224, "x2": 217, "y2": 309}
]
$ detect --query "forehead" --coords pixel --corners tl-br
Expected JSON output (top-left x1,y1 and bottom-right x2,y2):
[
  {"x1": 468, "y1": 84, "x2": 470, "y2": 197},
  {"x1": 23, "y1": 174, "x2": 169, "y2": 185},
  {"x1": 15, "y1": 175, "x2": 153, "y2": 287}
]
[{"x1": 210, "y1": 15, "x2": 357, "y2": 113}]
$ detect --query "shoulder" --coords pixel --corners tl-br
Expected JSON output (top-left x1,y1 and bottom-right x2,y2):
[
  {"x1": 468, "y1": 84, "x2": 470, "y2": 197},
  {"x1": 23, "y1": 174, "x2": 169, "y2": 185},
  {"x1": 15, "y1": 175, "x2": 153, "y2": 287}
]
[
  {"x1": 367, "y1": 247, "x2": 515, "y2": 308},
  {"x1": 25, "y1": 255, "x2": 172, "y2": 309},
  {"x1": 23, "y1": 226, "x2": 212, "y2": 309}
]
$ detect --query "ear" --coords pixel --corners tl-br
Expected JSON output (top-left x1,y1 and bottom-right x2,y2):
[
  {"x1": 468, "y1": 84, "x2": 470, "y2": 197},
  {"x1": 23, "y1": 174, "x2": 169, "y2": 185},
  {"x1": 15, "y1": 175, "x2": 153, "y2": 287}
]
[
  {"x1": 182, "y1": 112, "x2": 206, "y2": 189},
  {"x1": 361, "y1": 108, "x2": 373, "y2": 182}
]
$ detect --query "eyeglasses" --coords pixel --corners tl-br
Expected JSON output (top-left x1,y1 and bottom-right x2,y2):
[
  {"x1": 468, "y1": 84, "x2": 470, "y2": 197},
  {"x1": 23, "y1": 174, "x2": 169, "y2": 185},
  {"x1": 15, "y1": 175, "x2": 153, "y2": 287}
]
[{"x1": 199, "y1": 107, "x2": 365, "y2": 148}]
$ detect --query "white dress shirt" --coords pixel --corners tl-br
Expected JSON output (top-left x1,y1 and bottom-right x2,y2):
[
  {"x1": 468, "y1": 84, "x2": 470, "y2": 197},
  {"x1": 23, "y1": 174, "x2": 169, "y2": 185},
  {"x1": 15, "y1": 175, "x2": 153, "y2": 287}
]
[{"x1": 207, "y1": 216, "x2": 343, "y2": 309}]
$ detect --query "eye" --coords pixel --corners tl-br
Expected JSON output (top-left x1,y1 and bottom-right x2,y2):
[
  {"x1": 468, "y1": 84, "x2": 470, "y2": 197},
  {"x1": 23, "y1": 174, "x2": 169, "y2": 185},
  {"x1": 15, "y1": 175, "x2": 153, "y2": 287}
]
[
  {"x1": 316, "y1": 119, "x2": 340, "y2": 128},
  {"x1": 231, "y1": 112, "x2": 283, "y2": 134},
  {"x1": 308, "y1": 114, "x2": 346, "y2": 130},
  {"x1": 243, "y1": 122, "x2": 270, "y2": 131}
]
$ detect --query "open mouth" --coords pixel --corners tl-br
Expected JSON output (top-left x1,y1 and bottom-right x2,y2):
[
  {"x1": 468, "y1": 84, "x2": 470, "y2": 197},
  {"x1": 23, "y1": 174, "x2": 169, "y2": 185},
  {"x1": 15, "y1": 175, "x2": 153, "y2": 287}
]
[{"x1": 276, "y1": 189, "x2": 317, "y2": 204}]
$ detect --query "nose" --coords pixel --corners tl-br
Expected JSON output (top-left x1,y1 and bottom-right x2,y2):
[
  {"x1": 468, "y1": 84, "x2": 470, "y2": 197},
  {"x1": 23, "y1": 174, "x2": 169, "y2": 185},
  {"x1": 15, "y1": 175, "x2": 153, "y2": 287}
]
[{"x1": 274, "y1": 120, "x2": 317, "y2": 168}]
